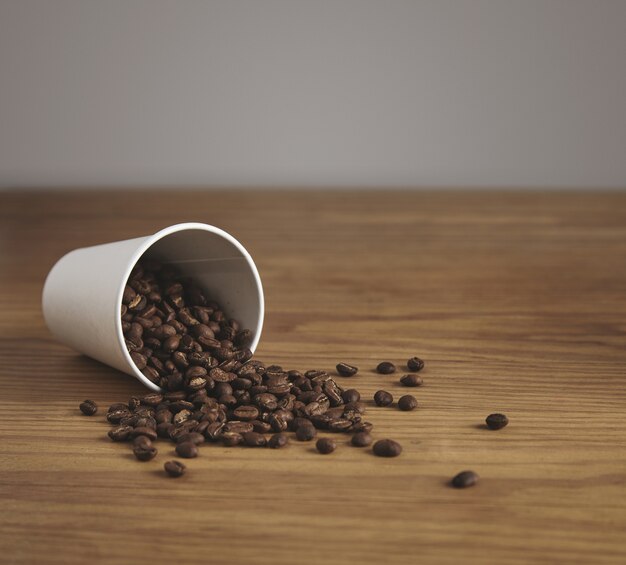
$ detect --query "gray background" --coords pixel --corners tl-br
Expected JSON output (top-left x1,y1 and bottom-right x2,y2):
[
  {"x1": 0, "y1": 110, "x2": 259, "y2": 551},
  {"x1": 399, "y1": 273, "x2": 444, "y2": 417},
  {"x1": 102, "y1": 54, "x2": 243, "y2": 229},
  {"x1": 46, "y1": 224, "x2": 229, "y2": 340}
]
[{"x1": 1, "y1": 0, "x2": 625, "y2": 188}]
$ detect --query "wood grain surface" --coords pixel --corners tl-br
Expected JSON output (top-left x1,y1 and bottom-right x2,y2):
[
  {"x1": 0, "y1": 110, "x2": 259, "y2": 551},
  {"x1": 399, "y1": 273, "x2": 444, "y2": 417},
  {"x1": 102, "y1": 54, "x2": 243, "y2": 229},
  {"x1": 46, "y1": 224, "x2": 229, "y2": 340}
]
[{"x1": 1, "y1": 189, "x2": 625, "y2": 565}]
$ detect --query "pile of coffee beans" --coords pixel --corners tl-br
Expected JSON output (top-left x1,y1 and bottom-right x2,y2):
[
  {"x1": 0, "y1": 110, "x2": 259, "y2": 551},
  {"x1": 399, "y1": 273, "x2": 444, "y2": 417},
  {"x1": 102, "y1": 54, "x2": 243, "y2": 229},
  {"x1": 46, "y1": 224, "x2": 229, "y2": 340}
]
[{"x1": 80, "y1": 259, "x2": 507, "y2": 485}]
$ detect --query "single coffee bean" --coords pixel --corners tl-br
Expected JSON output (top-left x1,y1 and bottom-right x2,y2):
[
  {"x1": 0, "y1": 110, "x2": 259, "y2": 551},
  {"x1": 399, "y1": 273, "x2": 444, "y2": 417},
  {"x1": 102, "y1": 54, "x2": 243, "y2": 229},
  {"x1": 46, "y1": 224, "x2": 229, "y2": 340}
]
[
  {"x1": 295, "y1": 423, "x2": 317, "y2": 442},
  {"x1": 407, "y1": 356, "x2": 425, "y2": 372},
  {"x1": 376, "y1": 361, "x2": 396, "y2": 374},
  {"x1": 336, "y1": 363, "x2": 358, "y2": 377},
  {"x1": 131, "y1": 426, "x2": 158, "y2": 441},
  {"x1": 164, "y1": 460, "x2": 186, "y2": 478},
  {"x1": 352, "y1": 421, "x2": 374, "y2": 433},
  {"x1": 133, "y1": 442, "x2": 157, "y2": 461},
  {"x1": 452, "y1": 470, "x2": 479, "y2": 488},
  {"x1": 316, "y1": 437, "x2": 336, "y2": 454},
  {"x1": 232, "y1": 405, "x2": 259, "y2": 421},
  {"x1": 175, "y1": 432, "x2": 205, "y2": 445},
  {"x1": 351, "y1": 432, "x2": 372, "y2": 447},
  {"x1": 341, "y1": 389, "x2": 360, "y2": 404},
  {"x1": 372, "y1": 439, "x2": 402, "y2": 457},
  {"x1": 175, "y1": 441, "x2": 199, "y2": 458},
  {"x1": 132, "y1": 435, "x2": 153, "y2": 449},
  {"x1": 140, "y1": 393, "x2": 163, "y2": 407},
  {"x1": 485, "y1": 413, "x2": 509, "y2": 430},
  {"x1": 374, "y1": 390, "x2": 393, "y2": 407},
  {"x1": 221, "y1": 432, "x2": 243, "y2": 447},
  {"x1": 108, "y1": 425, "x2": 133, "y2": 442},
  {"x1": 398, "y1": 395, "x2": 418, "y2": 411},
  {"x1": 268, "y1": 433, "x2": 289, "y2": 449},
  {"x1": 242, "y1": 431, "x2": 267, "y2": 447},
  {"x1": 79, "y1": 400, "x2": 98, "y2": 416},
  {"x1": 400, "y1": 374, "x2": 423, "y2": 387}
]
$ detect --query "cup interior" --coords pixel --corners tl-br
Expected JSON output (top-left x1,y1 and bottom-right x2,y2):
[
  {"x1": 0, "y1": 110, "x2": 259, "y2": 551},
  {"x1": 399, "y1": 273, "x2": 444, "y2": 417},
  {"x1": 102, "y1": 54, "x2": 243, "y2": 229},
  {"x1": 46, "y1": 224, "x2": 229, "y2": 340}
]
[{"x1": 116, "y1": 223, "x2": 264, "y2": 390}]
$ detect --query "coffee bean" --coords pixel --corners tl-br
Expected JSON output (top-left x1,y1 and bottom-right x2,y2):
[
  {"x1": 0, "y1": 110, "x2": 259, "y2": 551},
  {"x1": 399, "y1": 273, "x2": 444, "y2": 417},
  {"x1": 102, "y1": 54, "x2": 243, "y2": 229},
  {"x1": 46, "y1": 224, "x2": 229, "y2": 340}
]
[
  {"x1": 131, "y1": 426, "x2": 158, "y2": 441},
  {"x1": 485, "y1": 413, "x2": 508, "y2": 430},
  {"x1": 132, "y1": 435, "x2": 153, "y2": 450},
  {"x1": 352, "y1": 421, "x2": 374, "y2": 434},
  {"x1": 164, "y1": 460, "x2": 186, "y2": 478},
  {"x1": 108, "y1": 425, "x2": 133, "y2": 441},
  {"x1": 133, "y1": 442, "x2": 157, "y2": 461},
  {"x1": 400, "y1": 374, "x2": 423, "y2": 387},
  {"x1": 316, "y1": 437, "x2": 336, "y2": 454},
  {"x1": 398, "y1": 395, "x2": 418, "y2": 411},
  {"x1": 351, "y1": 432, "x2": 372, "y2": 447},
  {"x1": 268, "y1": 433, "x2": 289, "y2": 449},
  {"x1": 407, "y1": 357, "x2": 425, "y2": 372},
  {"x1": 232, "y1": 405, "x2": 259, "y2": 421},
  {"x1": 79, "y1": 400, "x2": 98, "y2": 416},
  {"x1": 341, "y1": 389, "x2": 360, "y2": 404},
  {"x1": 295, "y1": 423, "x2": 317, "y2": 442},
  {"x1": 175, "y1": 441, "x2": 198, "y2": 458},
  {"x1": 221, "y1": 432, "x2": 243, "y2": 447},
  {"x1": 242, "y1": 431, "x2": 267, "y2": 447},
  {"x1": 374, "y1": 390, "x2": 393, "y2": 407},
  {"x1": 372, "y1": 439, "x2": 402, "y2": 457},
  {"x1": 175, "y1": 432, "x2": 205, "y2": 445},
  {"x1": 140, "y1": 393, "x2": 163, "y2": 407},
  {"x1": 452, "y1": 470, "x2": 479, "y2": 488},
  {"x1": 376, "y1": 362, "x2": 396, "y2": 374},
  {"x1": 336, "y1": 363, "x2": 358, "y2": 377}
]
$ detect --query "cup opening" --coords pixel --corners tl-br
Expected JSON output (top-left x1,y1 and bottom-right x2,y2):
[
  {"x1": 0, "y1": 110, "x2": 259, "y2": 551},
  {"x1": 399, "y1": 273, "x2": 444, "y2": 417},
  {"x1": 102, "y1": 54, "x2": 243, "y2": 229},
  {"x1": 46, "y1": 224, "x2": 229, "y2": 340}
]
[{"x1": 115, "y1": 223, "x2": 264, "y2": 391}]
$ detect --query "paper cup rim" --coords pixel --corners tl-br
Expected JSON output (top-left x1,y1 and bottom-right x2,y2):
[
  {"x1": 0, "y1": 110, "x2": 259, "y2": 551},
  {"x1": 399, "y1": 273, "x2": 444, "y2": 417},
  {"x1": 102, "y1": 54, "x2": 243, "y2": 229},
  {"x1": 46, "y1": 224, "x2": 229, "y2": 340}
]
[{"x1": 115, "y1": 222, "x2": 265, "y2": 391}]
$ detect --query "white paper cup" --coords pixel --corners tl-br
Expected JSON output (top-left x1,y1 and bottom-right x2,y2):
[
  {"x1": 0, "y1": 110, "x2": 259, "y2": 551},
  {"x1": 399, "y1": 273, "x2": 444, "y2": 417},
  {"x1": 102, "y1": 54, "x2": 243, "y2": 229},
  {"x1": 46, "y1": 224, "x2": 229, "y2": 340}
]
[{"x1": 42, "y1": 223, "x2": 264, "y2": 391}]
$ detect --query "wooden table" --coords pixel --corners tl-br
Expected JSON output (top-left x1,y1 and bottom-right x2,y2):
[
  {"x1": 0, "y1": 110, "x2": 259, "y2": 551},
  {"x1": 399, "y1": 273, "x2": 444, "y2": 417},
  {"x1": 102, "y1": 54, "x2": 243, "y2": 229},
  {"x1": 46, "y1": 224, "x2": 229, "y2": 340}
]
[{"x1": 1, "y1": 189, "x2": 625, "y2": 565}]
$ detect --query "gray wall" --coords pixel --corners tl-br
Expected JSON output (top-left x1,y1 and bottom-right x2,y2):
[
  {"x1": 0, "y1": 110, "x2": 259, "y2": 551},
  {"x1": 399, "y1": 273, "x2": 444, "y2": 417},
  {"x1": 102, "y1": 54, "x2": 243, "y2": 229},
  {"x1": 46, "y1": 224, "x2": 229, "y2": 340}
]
[{"x1": 1, "y1": 0, "x2": 625, "y2": 188}]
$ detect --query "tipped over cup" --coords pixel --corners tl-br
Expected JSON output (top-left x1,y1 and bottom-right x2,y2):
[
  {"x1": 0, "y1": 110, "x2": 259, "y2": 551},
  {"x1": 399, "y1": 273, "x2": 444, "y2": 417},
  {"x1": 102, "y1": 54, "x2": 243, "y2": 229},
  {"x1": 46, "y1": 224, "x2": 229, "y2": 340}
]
[{"x1": 42, "y1": 223, "x2": 264, "y2": 391}]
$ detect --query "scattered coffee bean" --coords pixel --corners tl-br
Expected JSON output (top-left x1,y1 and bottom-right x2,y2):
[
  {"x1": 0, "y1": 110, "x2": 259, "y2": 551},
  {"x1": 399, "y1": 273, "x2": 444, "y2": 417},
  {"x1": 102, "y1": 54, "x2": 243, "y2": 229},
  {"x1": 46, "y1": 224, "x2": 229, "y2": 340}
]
[
  {"x1": 452, "y1": 470, "x2": 479, "y2": 488},
  {"x1": 133, "y1": 441, "x2": 157, "y2": 461},
  {"x1": 336, "y1": 363, "x2": 358, "y2": 377},
  {"x1": 164, "y1": 460, "x2": 186, "y2": 477},
  {"x1": 398, "y1": 395, "x2": 418, "y2": 411},
  {"x1": 376, "y1": 362, "x2": 396, "y2": 374},
  {"x1": 400, "y1": 374, "x2": 423, "y2": 387},
  {"x1": 316, "y1": 438, "x2": 336, "y2": 454},
  {"x1": 295, "y1": 424, "x2": 317, "y2": 442},
  {"x1": 407, "y1": 357, "x2": 424, "y2": 372},
  {"x1": 268, "y1": 433, "x2": 289, "y2": 449},
  {"x1": 341, "y1": 389, "x2": 360, "y2": 404},
  {"x1": 374, "y1": 390, "x2": 393, "y2": 407},
  {"x1": 372, "y1": 439, "x2": 402, "y2": 457},
  {"x1": 242, "y1": 431, "x2": 267, "y2": 447},
  {"x1": 485, "y1": 413, "x2": 508, "y2": 430},
  {"x1": 175, "y1": 441, "x2": 198, "y2": 458},
  {"x1": 351, "y1": 432, "x2": 372, "y2": 447},
  {"x1": 79, "y1": 400, "x2": 98, "y2": 416}
]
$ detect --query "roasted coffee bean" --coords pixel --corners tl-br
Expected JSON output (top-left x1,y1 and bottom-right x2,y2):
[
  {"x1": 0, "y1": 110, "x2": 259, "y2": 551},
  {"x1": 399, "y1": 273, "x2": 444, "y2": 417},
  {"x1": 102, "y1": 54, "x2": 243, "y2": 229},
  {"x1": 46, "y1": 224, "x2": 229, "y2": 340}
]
[
  {"x1": 328, "y1": 418, "x2": 353, "y2": 433},
  {"x1": 352, "y1": 421, "x2": 374, "y2": 434},
  {"x1": 351, "y1": 432, "x2": 372, "y2": 447},
  {"x1": 223, "y1": 421, "x2": 254, "y2": 434},
  {"x1": 141, "y1": 393, "x2": 163, "y2": 407},
  {"x1": 164, "y1": 460, "x2": 186, "y2": 478},
  {"x1": 106, "y1": 407, "x2": 131, "y2": 424},
  {"x1": 204, "y1": 421, "x2": 225, "y2": 441},
  {"x1": 133, "y1": 442, "x2": 157, "y2": 461},
  {"x1": 242, "y1": 431, "x2": 267, "y2": 447},
  {"x1": 398, "y1": 395, "x2": 418, "y2": 411},
  {"x1": 268, "y1": 413, "x2": 289, "y2": 432},
  {"x1": 452, "y1": 470, "x2": 479, "y2": 488},
  {"x1": 254, "y1": 393, "x2": 279, "y2": 411},
  {"x1": 131, "y1": 426, "x2": 158, "y2": 441},
  {"x1": 108, "y1": 425, "x2": 133, "y2": 442},
  {"x1": 79, "y1": 400, "x2": 98, "y2": 416},
  {"x1": 130, "y1": 351, "x2": 147, "y2": 370},
  {"x1": 336, "y1": 363, "x2": 358, "y2": 377},
  {"x1": 175, "y1": 441, "x2": 199, "y2": 458},
  {"x1": 175, "y1": 432, "x2": 205, "y2": 445},
  {"x1": 221, "y1": 432, "x2": 243, "y2": 446},
  {"x1": 376, "y1": 362, "x2": 396, "y2": 374},
  {"x1": 295, "y1": 424, "x2": 317, "y2": 442},
  {"x1": 268, "y1": 433, "x2": 289, "y2": 449},
  {"x1": 407, "y1": 356, "x2": 425, "y2": 372},
  {"x1": 374, "y1": 390, "x2": 393, "y2": 407},
  {"x1": 128, "y1": 396, "x2": 141, "y2": 411},
  {"x1": 400, "y1": 374, "x2": 423, "y2": 387},
  {"x1": 173, "y1": 409, "x2": 193, "y2": 425},
  {"x1": 251, "y1": 420, "x2": 272, "y2": 434},
  {"x1": 485, "y1": 413, "x2": 508, "y2": 430},
  {"x1": 132, "y1": 435, "x2": 153, "y2": 449},
  {"x1": 232, "y1": 405, "x2": 259, "y2": 421},
  {"x1": 341, "y1": 389, "x2": 360, "y2": 404},
  {"x1": 372, "y1": 439, "x2": 402, "y2": 457},
  {"x1": 316, "y1": 437, "x2": 336, "y2": 454},
  {"x1": 157, "y1": 422, "x2": 175, "y2": 438},
  {"x1": 162, "y1": 335, "x2": 181, "y2": 353}
]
